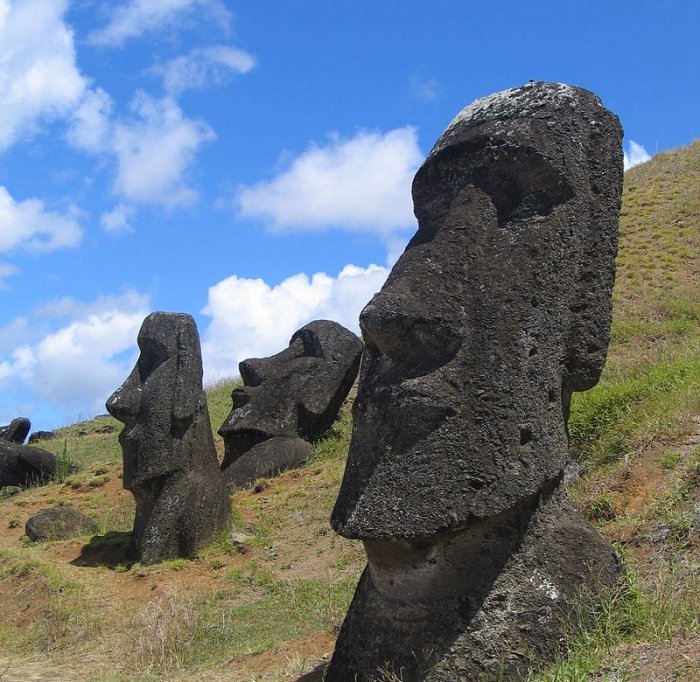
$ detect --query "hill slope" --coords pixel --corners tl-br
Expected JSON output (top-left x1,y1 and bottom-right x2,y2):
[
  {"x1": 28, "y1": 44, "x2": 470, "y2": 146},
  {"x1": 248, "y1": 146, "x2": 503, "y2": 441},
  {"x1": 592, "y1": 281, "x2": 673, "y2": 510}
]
[{"x1": 0, "y1": 142, "x2": 698, "y2": 681}]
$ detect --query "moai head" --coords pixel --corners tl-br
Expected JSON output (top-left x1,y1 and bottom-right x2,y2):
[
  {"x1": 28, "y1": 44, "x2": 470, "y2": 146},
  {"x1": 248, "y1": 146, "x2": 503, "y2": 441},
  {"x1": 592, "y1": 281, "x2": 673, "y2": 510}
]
[
  {"x1": 219, "y1": 319, "x2": 362, "y2": 469},
  {"x1": 332, "y1": 82, "x2": 623, "y2": 540},
  {"x1": 106, "y1": 312, "x2": 207, "y2": 490}
]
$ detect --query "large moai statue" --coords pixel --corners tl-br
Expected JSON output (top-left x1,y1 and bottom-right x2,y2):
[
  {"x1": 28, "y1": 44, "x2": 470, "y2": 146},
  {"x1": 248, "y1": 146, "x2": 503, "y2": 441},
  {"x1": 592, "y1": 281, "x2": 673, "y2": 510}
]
[
  {"x1": 107, "y1": 312, "x2": 230, "y2": 565},
  {"x1": 219, "y1": 320, "x2": 362, "y2": 488},
  {"x1": 328, "y1": 82, "x2": 624, "y2": 681}
]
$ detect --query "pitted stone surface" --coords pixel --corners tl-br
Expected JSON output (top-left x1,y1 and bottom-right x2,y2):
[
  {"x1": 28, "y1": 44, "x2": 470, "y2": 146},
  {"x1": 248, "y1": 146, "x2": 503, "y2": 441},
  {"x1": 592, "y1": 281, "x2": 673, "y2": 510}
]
[
  {"x1": 219, "y1": 320, "x2": 362, "y2": 488},
  {"x1": 328, "y1": 82, "x2": 623, "y2": 681},
  {"x1": 106, "y1": 312, "x2": 230, "y2": 564}
]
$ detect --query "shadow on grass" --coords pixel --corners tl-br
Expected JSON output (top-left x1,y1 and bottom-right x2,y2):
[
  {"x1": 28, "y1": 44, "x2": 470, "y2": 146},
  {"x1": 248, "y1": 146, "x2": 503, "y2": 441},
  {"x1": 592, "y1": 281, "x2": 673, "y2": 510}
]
[
  {"x1": 295, "y1": 664, "x2": 326, "y2": 681},
  {"x1": 70, "y1": 530, "x2": 132, "y2": 568}
]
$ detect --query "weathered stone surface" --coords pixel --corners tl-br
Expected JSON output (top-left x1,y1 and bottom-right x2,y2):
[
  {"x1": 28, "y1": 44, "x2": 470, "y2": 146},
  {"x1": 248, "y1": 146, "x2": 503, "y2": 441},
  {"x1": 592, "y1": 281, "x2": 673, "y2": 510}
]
[
  {"x1": 106, "y1": 312, "x2": 231, "y2": 565},
  {"x1": 0, "y1": 417, "x2": 31, "y2": 444},
  {"x1": 222, "y1": 436, "x2": 313, "y2": 488},
  {"x1": 25, "y1": 506, "x2": 94, "y2": 542},
  {"x1": 219, "y1": 320, "x2": 362, "y2": 487},
  {"x1": 0, "y1": 441, "x2": 57, "y2": 487},
  {"x1": 328, "y1": 82, "x2": 623, "y2": 681}
]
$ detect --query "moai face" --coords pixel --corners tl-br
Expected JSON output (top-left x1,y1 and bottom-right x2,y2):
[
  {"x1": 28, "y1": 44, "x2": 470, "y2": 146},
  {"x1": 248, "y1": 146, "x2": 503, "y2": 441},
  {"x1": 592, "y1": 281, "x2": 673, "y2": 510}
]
[
  {"x1": 332, "y1": 82, "x2": 623, "y2": 541},
  {"x1": 106, "y1": 312, "x2": 203, "y2": 490},
  {"x1": 218, "y1": 320, "x2": 362, "y2": 467}
]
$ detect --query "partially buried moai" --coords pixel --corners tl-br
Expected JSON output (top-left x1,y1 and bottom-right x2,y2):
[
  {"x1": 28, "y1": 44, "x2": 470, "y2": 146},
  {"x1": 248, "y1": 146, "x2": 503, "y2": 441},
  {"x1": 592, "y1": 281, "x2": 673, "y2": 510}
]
[
  {"x1": 219, "y1": 320, "x2": 362, "y2": 489},
  {"x1": 107, "y1": 312, "x2": 230, "y2": 565},
  {"x1": 328, "y1": 82, "x2": 624, "y2": 681}
]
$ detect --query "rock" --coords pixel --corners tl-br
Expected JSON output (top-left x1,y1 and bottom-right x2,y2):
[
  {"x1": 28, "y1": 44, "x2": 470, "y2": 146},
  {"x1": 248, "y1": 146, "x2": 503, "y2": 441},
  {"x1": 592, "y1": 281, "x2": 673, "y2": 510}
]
[
  {"x1": 28, "y1": 430, "x2": 55, "y2": 444},
  {"x1": 25, "y1": 506, "x2": 94, "y2": 542},
  {"x1": 106, "y1": 312, "x2": 231, "y2": 565},
  {"x1": 219, "y1": 320, "x2": 362, "y2": 488},
  {"x1": 0, "y1": 417, "x2": 31, "y2": 444},
  {"x1": 0, "y1": 441, "x2": 57, "y2": 487},
  {"x1": 328, "y1": 82, "x2": 623, "y2": 681}
]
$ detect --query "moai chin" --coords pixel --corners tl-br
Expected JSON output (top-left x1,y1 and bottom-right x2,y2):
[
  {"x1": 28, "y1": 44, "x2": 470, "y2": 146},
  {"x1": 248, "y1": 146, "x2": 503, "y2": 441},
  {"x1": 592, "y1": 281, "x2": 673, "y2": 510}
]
[
  {"x1": 107, "y1": 312, "x2": 230, "y2": 565},
  {"x1": 328, "y1": 82, "x2": 624, "y2": 681}
]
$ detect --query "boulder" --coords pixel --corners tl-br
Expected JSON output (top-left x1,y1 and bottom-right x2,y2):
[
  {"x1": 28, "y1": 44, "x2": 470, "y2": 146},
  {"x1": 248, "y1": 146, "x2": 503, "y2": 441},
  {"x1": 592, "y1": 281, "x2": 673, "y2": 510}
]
[
  {"x1": 328, "y1": 82, "x2": 624, "y2": 681},
  {"x1": 0, "y1": 441, "x2": 57, "y2": 487},
  {"x1": 219, "y1": 320, "x2": 362, "y2": 488},
  {"x1": 25, "y1": 506, "x2": 94, "y2": 542},
  {"x1": 0, "y1": 417, "x2": 31, "y2": 444},
  {"x1": 106, "y1": 312, "x2": 231, "y2": 565}
]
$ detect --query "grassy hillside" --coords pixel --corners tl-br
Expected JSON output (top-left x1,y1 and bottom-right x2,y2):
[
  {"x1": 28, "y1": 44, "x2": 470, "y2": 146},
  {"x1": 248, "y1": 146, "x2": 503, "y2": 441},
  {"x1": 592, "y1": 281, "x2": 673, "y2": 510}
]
[{"x1": 0, "y1": 142, "x2": 698, "y2": 681}]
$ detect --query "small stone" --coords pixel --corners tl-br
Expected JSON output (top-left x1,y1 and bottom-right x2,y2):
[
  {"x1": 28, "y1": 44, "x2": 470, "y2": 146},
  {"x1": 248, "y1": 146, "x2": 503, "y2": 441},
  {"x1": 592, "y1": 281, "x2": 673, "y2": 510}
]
[{"x1": 25, "y1": 506, "x2": 94, "y2": 542}]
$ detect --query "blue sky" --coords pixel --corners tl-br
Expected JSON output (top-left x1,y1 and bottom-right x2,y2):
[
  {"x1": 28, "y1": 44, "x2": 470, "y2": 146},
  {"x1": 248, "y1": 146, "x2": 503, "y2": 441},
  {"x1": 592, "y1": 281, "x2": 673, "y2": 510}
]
[{"x1": 0, "y1": 0, "x2": 698, "y2": 430}]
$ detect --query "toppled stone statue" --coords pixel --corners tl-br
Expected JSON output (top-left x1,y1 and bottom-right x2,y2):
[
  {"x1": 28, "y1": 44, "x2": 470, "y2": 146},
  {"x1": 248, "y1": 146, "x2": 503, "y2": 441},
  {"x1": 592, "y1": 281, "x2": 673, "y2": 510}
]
[
  {"x1": 219, "y1": 320, "x2": 362, "y2": 488},
  {"x1": 0, "y1": 441, "x2": 57, "y2": 487},
  {"x1": 106, "y1": 312, "x2": 230, "y2": 565},
  {"x1": 0, "y1": 417, "x2": 31, "y2": 444},
  {"x1": 328, "y1": 82, "x2": 623, "y2": 681}
]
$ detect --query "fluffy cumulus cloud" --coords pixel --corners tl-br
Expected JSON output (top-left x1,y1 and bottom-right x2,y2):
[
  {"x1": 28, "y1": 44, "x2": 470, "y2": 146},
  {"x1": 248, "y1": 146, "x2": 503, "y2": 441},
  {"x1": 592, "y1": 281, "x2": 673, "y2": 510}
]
[
  {"x1": 0, "y1": 186, "x2": 82, "y2": 253},
  {"x1": 200, "y1": 263, "x2": 390, "y2": 381},
  {"x1": 89, "y1": 0, "x2": 231, "y2": 47},
  {"x1": 0, "y1": 0, "x2": 86, "y2": 149},
  {"x1": 113, "y1": 94, "x2": 215, "y2": 206},
  {"x1": 236, "y1": 127, "x2": 424, "y2": 237},
  {"x1": 70, "y1": 90, "x2": 215, "y2": 207},
  {"x1": 153, "y1": 45, "x2": 256, "y2": 95},
  {"x1": 624, "y1": 140, "x2": 652, "y2": 171},
  {"x1": 0, "y1": 290, "x2": 150, "y2": 424}
]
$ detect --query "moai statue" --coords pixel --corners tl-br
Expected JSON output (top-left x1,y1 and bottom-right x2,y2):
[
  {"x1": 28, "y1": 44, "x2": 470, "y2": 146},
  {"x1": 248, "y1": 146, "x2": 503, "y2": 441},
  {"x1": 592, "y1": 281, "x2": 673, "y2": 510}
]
[
  {"x1": 0, "y1": 417, "x2": 31, "y2": 444},
  {"x1": 107, "y1": 312, "x2": 230, "y2": 564},
  {"x1": 328, "y1": 82, "x2": 624, "y2": 681},
  {"x1": 219, "y1": 320, "x2": 362, "y2": 488}
]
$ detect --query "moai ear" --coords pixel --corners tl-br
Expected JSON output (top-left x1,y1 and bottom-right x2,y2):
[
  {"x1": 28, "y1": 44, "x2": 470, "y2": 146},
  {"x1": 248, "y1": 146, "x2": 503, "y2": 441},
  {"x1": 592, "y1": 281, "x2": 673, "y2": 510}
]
[{"x1": 171, "y1": 317, "x2": 204, "y2": 424}]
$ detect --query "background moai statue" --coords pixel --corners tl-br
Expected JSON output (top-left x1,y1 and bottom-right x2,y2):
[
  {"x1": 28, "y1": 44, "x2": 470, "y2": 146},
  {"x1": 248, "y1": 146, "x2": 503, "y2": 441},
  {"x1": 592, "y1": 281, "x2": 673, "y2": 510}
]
[
  {"x1": 219, "y1": 320, "x2": 362, "y2": 488},
  {"x1": 328, "y1": 82, "x2": 624, "y2": 681},
  {"x1": 0, "y1": 417, "x2": 31, "y2": 444},
  {"x1": 107, "y1": 312, "x2": 230, "y2": 564}
]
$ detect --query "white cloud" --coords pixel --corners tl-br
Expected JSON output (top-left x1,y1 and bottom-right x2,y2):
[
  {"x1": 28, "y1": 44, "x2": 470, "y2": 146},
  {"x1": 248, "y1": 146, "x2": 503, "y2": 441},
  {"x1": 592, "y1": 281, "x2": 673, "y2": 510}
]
[
  {"x1": 113, "y1": 93, "x2": 215, "y2": 206},
  {"x1": 89, "y1": 0, "x2": 231, "y2": 47},
  {"x1": 201, "y1": 263, "x2": 389, "y2": 381},
  {"x1": 0, "y1": 290, "x2": 150, "y2": 419},
  {"x1": 153, "y1": 45, "x2": 256, "y2": 95},
  {"x1": 0, "y1": 186, "x2": 82, "y2": 253},
  {"x1": 101, "y1": 204, "x2": 135, "y2": 234},
  {"x1": 624, "y1": 140, "x2": 652, "y2": 170},
  {"x1": 409, "y1": 73, "x2": 440, "y2": 102},
  {"x1": 0, "y1": 263, "x2": 19, "y2": 288},
  {"x1": 67, "y1": 87, "x2": 113, "y2": 153},
  {"x1": 236, "y1": 127, "x2": 423, "y2": 237},
  {"x1": 69, "y1": 89, "x2": 214, "y2": 207},
  {"x1": 0, "y1": 0, "x2": 87, "y2": 149}
]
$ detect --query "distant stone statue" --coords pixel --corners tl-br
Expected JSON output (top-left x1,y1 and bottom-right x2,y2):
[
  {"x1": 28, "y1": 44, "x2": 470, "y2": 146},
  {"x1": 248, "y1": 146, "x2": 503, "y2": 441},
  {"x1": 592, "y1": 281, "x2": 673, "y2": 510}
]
[
  {"x1": 219, "y1": 320, "x2": 362, "y2": 488},
  {"x1": 328, "y1": 82, "x2": 624, "y2": 681},
  {"x1": 0, "y1": 417, "x2": 31, "y2": 444},
  {"x1": 107, "y1": 312, "x2": 230, "y2": 565}
]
